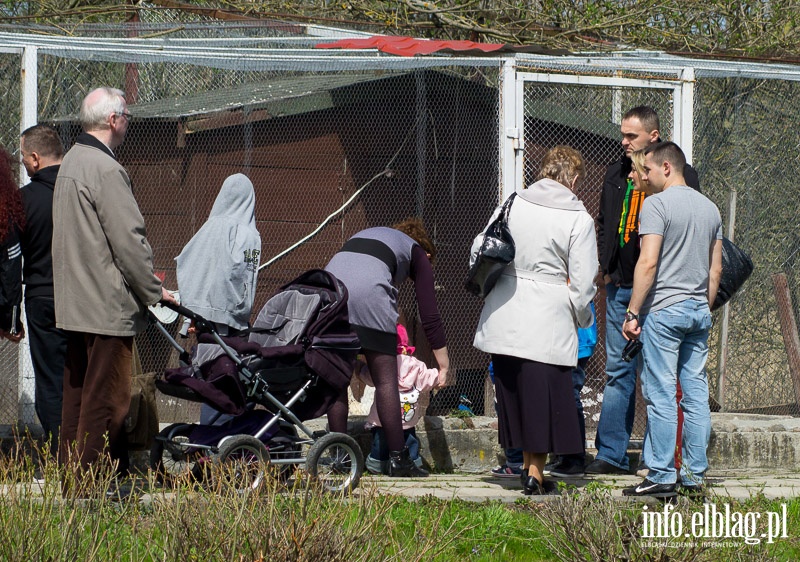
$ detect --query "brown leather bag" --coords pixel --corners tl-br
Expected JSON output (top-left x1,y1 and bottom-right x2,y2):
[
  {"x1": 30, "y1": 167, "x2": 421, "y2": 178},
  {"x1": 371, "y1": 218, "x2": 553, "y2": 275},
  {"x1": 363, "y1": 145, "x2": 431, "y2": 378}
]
[{"x1": 125, "y1": 340, "x2": 159, "y2": 450}]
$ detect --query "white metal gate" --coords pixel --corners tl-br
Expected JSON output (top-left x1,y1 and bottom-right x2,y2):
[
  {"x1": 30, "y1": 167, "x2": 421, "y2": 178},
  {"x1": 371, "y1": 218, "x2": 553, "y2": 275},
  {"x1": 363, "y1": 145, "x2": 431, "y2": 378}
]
[
  {"x1": 498, "y1": 57, "x2": 696, "y2": 440},
  {"x1": 501, "y1": 57, "x2": 695, "y2": 199}
]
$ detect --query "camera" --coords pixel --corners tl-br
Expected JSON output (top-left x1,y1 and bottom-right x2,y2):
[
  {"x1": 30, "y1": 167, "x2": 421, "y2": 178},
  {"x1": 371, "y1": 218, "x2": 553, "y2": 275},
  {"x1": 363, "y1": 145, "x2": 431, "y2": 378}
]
[{"x1": 621, "y1": 338, "x2": 643, "y2": 362}]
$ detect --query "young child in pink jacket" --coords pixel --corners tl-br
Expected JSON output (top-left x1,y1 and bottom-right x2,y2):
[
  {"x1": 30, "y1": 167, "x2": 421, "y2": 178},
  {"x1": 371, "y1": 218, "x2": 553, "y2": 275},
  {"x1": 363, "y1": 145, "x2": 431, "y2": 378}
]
[{"x1": 352, "y1": 323, "x2": 443, "y2": 475}]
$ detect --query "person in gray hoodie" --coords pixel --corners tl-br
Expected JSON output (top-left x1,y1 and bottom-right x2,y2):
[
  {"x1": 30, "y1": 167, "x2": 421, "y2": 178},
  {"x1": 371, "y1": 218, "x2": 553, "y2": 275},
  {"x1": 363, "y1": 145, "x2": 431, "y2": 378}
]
[{"x1": 175, "y1": 173, "x2": 261, "y2": 424}]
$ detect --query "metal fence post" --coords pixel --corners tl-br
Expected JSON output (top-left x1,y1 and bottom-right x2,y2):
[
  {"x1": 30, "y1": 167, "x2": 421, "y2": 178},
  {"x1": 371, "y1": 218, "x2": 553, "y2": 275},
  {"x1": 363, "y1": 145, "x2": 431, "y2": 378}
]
[
  {"x1": 19, "y1": 45, "x2": 38, "y2": 427},
  {"x1": 500, "y1": 57, "x2": 518, "y2": 202},
  {"x1": 674, "y1": 67, "x2": 695, "y2": 162},
  {"x1": 716, "y1": 187, "x2": 738, "y2": 410}
]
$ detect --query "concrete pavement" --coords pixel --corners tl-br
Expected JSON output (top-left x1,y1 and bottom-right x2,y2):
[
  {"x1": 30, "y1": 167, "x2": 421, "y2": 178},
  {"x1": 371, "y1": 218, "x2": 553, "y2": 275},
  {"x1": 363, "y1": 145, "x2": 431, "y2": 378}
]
[
  {"x1": 8, "y1": 468, "x2": 797, "y2": 504},
  {"x1": 360, "y1": 470, "x2": 800, "y2": 503}
]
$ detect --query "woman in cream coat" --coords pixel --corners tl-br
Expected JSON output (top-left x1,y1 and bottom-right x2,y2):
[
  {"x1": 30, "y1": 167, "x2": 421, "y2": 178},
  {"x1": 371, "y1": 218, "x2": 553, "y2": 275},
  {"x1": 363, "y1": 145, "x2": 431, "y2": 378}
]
[{"x1": 473, "y1": 146, "x2": 597, "y2": 495}]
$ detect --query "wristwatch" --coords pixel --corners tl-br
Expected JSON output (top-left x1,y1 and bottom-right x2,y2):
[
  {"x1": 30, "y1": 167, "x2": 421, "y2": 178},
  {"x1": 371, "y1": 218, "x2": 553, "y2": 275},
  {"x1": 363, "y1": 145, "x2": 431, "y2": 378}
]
[{"x1": 624, "y1": 310, "x2": 639, "y2": 323}]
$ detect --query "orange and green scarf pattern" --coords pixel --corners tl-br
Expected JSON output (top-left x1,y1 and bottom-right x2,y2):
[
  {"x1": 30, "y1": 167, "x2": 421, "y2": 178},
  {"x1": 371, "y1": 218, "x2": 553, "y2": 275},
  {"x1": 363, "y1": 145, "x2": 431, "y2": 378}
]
[{"x1": 618, "y1": 177, "x2": 645, "y2": 247}]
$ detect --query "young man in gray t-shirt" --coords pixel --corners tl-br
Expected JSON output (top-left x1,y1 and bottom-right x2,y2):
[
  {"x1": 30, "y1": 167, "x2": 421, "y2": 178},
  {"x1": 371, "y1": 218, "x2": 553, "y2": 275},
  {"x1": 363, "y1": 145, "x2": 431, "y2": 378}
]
[{"x1": 621, "y1": 142, "x2": 723, "y2": 498}]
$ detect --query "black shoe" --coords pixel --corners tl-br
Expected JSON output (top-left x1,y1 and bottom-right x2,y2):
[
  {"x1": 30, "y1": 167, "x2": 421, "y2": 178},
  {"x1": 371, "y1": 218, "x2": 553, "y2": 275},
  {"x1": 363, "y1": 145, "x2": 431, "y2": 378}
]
[
  {"x1": 622, "y1": 478, "x2": 676, "y2": 498},
  {"x1": 411, "y1": 463, "x2": 430, "y2": 477},
  {"x1": 585, "y1": 459, "x2": 628, "y2": 475},
  {"x1": 523, "y1": 475, "x2": 559, "y2": 496},
  {"x1": 543, "y1": 459, "x2": 560, "y2": 475},
  {"x1": 523, "y1": 475, "x2": 544, "y2": 495},
  {"x1": 548, "y1": 461, "x2": 585, "y2": 478},
  {"x1": 388, "y1": 447, "x2": 429, "y2": 478}
]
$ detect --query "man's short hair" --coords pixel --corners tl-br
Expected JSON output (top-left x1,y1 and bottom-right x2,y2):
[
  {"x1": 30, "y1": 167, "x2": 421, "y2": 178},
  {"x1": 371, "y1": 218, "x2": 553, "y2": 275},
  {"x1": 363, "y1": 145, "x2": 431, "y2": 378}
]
[
  {"x1": 21, "y1": 124, "x2": 64, "y2": 160},
  {"x1": 623, "y1": 106, "x2": 660, "y2": 133},
  {"x1": 644, "y1": 141, "x2": 687, "y2": 171},
  {"x1": 79, "y1": 87, "x2": 126, "y2": 130}
]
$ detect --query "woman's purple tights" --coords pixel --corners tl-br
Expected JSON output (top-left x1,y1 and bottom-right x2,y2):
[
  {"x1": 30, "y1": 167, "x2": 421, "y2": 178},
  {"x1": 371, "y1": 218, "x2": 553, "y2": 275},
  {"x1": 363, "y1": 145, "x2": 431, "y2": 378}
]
[{"x1": 327, "y1": 350, "x2": 404, "y2": 452}]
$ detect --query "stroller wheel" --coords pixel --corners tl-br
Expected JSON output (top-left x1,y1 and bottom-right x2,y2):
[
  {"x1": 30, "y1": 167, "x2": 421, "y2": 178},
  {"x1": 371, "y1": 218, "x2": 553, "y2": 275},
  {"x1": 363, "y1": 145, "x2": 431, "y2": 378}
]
[
  {"x1": 150, "y1": 423, "x2": 207, "y2": 485},
  {"x1": 214, "y1": 435, "x2": 271, "y2": 490},
  {"x1": 306, "y1": 432, "x2": 364, "y2": 493}
]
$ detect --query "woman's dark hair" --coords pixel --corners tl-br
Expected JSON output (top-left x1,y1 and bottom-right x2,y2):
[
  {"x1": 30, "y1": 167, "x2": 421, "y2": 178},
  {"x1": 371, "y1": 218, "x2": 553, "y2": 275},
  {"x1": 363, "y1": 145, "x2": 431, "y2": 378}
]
[
  {"x1": 392, "y1": 217, "x2": 436, "y2": 262},
  {"x1": 0, "y1": 148, "x2": 24, "y2": 241}
]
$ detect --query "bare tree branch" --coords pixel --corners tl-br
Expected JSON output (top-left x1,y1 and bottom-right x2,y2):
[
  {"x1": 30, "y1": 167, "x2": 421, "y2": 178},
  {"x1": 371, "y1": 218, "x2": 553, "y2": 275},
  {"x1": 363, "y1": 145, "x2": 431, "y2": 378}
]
[{"x1": 3, "y1": 0, "x2": 800, "y2": 58}]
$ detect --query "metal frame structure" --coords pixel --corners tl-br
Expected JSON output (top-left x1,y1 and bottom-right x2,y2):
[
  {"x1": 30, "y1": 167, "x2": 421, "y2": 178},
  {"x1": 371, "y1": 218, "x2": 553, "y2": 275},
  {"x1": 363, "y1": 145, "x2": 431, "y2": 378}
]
[{"x1": 2, "y1": 27, "x2": 800, "y2": 430}]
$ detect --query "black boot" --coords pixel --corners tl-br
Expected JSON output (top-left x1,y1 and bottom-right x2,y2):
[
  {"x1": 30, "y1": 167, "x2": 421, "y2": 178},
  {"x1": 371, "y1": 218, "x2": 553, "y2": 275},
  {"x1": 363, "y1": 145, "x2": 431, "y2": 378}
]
[{"x1": 388, "y1": 447, "x2": 429, "y2": 478}]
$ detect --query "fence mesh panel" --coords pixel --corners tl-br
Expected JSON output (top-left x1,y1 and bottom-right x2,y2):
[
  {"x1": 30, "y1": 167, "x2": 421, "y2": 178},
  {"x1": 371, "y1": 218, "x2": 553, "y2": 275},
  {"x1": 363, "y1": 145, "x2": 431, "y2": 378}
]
[
  {"x1": 0, "y1": 23, "x2": 798, "y2": 446},
  {"x1": 695, "y1": 77, "x2": 800, "y2": 415},
  {"x1": 15, "y1": 47, "x2": 503, "y2": 423},
  {"x1": 521, "y1": 81, "x2": 674, "y2": 440},
  {"x1": 0, "y1": 51, "x2": 21, "y2": 425}
]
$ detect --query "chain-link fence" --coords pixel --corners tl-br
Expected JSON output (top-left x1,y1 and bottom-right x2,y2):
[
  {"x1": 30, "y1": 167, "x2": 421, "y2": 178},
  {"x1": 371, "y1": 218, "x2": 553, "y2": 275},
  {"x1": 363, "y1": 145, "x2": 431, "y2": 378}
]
[
  {"x1": 0, "y1": 24, "x2": 799, "y2": 446},
  {"x1": 695, "y1": 75, "x2": 800, "y2": 416},
  {"x1": 520, "y1": 78, "x2": 678, "y2": 441},
  {"x1": 514, "y1": 53, "x2": 800, "y2": 441},
  {"x1": 0, "y1": 27, "x2": 505, "y2": 426}
]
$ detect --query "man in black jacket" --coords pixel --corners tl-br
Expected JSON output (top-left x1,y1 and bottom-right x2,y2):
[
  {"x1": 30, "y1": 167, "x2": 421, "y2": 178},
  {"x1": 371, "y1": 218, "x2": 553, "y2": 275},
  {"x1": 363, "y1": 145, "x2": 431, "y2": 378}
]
[
  {"x1": 20, "y1": 124, "x2": 67, "y2": 458},
  {"x1": 587, "y1": 107, "x2": 701, "y2": 475}
]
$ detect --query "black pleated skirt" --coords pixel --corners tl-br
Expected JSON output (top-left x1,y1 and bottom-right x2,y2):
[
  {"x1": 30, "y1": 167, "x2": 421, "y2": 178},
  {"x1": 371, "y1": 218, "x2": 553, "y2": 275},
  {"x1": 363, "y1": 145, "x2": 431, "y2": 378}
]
[{"x1": 492, "y1": 354, "x2": 583, "y2": 455}]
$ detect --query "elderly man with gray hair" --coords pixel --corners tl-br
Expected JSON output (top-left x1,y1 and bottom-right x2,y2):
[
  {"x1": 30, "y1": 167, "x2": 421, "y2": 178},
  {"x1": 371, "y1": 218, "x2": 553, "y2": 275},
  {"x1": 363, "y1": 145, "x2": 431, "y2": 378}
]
[{"x1": 52, "y1": 87, "x2": 176, "y2": 485}]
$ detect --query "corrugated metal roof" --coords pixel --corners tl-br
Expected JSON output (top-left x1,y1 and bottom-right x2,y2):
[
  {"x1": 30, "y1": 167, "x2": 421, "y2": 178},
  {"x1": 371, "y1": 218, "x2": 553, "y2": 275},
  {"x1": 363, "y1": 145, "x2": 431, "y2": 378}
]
[
  {"x1": 55, "y1": 69, "x2": 615, "y2": 140},
  {"x1": 128, "y1": 69, "x2": 615, "y2": 140},
  {"x1": 526, "y1": 101, "x2": 621, "y2": 140},
  {"x1": 128, "y1": 72, "x2": 396, "y2": 120}
]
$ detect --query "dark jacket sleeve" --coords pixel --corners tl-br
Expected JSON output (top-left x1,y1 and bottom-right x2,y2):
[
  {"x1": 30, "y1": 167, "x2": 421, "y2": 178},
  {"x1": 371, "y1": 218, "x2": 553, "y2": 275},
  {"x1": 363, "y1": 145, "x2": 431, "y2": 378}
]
[
  {"x1": 596, "y1": 192, "x2": 606, "y2": 272},
  {"x1": 596, "y1": 166, "x2": 616, "y2": 273},
  {"x1": 0, "y1": 228, "x2": 23, "y2": 333},
  {"x1": 685, "y1": 164, "x2": 701, "y2": 192},
  {"x1": 408, "y1": 244, "x2": 446, "y2": 349}
]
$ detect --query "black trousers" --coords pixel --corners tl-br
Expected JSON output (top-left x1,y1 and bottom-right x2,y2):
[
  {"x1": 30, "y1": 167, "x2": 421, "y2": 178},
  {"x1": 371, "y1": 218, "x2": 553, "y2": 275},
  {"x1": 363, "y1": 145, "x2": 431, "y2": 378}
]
[{"x1": 25, "y1": 296, "x2": 68, "y2": 457}]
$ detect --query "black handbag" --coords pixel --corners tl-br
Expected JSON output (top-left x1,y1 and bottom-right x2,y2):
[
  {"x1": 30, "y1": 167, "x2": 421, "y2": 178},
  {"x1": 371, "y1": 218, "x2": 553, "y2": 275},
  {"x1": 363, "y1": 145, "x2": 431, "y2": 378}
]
[
  {"x1": 711, "y1": 237, "x2": 754, "y2": 311},
  {"x1": 465, "y1": 193, "x2": 516, "y2": 298}
]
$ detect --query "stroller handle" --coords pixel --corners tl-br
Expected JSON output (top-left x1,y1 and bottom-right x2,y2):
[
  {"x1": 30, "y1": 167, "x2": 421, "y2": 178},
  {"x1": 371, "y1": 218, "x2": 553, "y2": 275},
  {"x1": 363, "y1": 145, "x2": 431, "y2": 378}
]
[
  {"x1": 159, "y1": 300, "x2": 198, "y2": 321},
  {"x1": 157, "y1": 300, "x2": 215, "y2": 334},
  {"x1": 144, "y1": 297, "x2": 224, "y2": 367}
]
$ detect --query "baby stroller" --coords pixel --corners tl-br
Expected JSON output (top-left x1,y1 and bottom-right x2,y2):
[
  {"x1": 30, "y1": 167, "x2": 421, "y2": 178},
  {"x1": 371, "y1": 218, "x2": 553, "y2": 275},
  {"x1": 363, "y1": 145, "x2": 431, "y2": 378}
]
[{"x1": 148, "y1": 269, "x2": 364, "y2": 493}]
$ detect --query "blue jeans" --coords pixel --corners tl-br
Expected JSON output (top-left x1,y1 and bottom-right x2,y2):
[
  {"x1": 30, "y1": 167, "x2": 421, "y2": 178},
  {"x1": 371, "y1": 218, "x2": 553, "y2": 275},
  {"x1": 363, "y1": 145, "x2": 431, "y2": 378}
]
[
  {"x1": 594, "y1": 284, "x2": 640, "y2": 470},
  {"x1": 566, "y1": 358, "x2": 588, "y2": 461},
  {"x1": 640, "y1": 299, "x2": 712, "y2": 486},
  {"x1": 371, "y1": 427, "x2": 420, "y2": 461},
  {"x1": 504, "y1": 447, "x2": 523, "y2": 466}
]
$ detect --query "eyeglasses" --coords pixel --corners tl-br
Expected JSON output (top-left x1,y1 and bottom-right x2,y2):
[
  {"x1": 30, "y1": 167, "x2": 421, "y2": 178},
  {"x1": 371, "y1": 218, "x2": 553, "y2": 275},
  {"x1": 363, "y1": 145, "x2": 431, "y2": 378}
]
[{"x1": 117, "y1": 111, "x2": 132, "y2": 120}]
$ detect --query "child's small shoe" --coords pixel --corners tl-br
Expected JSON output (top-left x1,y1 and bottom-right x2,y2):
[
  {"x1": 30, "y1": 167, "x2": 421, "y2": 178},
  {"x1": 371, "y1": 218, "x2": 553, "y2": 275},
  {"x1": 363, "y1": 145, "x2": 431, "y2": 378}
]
[{"x1": 365, "y1": 454, "x2": 388, "y2": 475}]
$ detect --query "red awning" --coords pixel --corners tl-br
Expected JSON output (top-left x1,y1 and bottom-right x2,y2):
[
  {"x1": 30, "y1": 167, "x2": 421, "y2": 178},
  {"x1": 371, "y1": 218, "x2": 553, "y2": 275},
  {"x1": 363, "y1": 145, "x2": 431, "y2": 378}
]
[{"x1": 316, "y1": 35, "x2": 569, "y2": 57}]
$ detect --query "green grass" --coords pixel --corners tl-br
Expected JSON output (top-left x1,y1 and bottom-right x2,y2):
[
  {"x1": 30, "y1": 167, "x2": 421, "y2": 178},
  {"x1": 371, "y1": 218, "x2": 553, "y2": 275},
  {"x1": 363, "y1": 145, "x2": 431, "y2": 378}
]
[
  {"x1": 1, "y1": 441, "x2": 799, "y2": 561},
  {"x1": 5, "y1": 489, "x2": 795, "y2": 561},
  {"x1": 381, "y1": 497, "x2": 555, "y2": 561}
]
